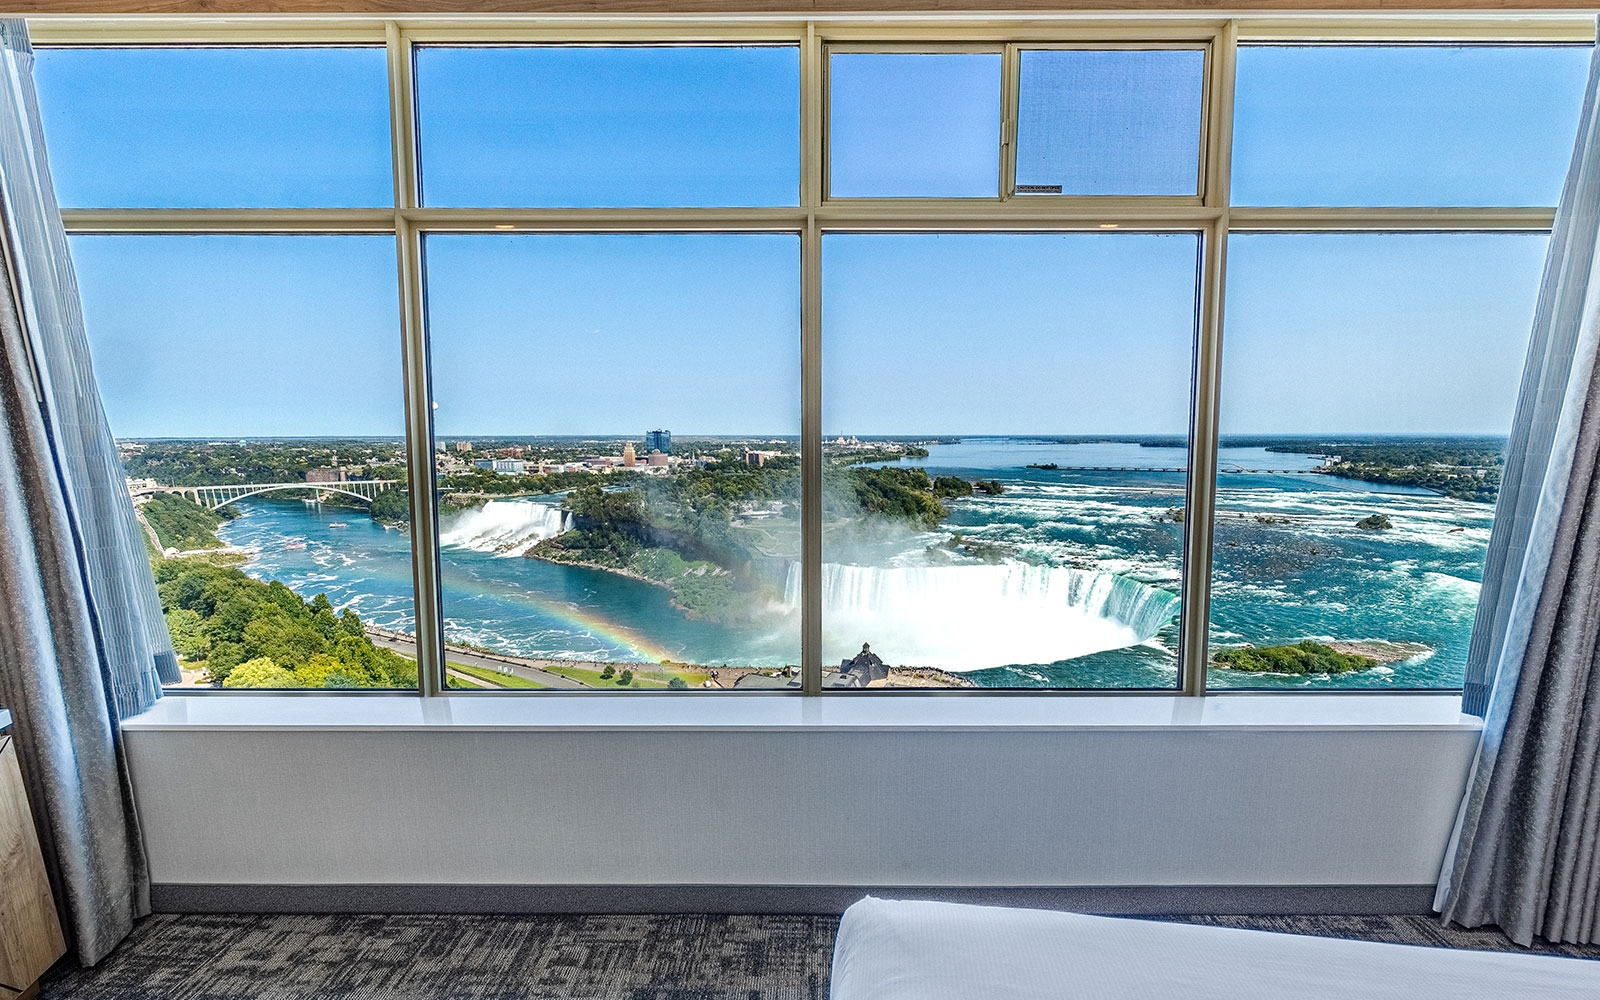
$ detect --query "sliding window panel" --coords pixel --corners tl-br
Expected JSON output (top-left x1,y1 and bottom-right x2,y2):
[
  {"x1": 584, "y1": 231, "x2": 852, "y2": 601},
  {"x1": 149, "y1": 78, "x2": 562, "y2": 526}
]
[
  {"x1": 1210, "y1": 233, "x2": 1548, "y2": 690},
  {"x1": 828, "y1": 52, "x2": 1002, "y2": 199},
  {"x1": 1232, "y1": 45, "x2": 1590, "y2": 207},
  {"x1": 1014, "y1": 48, "x2": 1206, "y2": 197},
  {"x1": 423, "y1": 234, "x2": 801, "y2": 692},
  {"x1": 34, "y1": 47, "x2": 392, "y2": 209},
  {"x1": 415, "y1": 46, "x2": 800, "y2": 208},
  {"x1": 820, "y1": 233, "x2": 1200, "y2": 690},
  {"x1": 72, "y1": 236, "x2": 416, "y2": 691}
]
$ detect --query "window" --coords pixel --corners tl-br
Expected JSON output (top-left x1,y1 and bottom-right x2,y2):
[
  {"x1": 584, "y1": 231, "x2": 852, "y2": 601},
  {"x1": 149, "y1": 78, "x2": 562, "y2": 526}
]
[
  {"x1": 32, "y1": 18, "x2": 1594, "y2": 699},
  {"x1": 1211, "y1": 234, "x2": 1547, "y2": 689},
  {"x1": 424, "y1": 234, "x2": 801, "y2": 690},
  {"x1": 71, "y1": 235, "x2": 415, "y2": 690},
  {"x1": 415, "y1": 46, "x2": 800, "y2": 207},
  {"x1": 34, "y1": 47, "x2": 392, "y2": 208},
  {"x1": 1015, "y1": 48, "x2": 1207, "y2": 196},
  {"x1": 821, "y1": 233, "x2": 1198, "y2": 689},
  {"x1": 1232, "y1": 45, "x2": 1590, "y2": 207},
  {"x1": 828, "y1": 51, "x2": 1002, "y2": 198}
]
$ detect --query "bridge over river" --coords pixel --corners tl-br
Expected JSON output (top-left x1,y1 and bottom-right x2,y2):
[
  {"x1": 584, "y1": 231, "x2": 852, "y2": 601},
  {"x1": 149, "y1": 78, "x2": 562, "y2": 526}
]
[{"x1": 131, "y1": 479, "x2": 401, "y2": 511}]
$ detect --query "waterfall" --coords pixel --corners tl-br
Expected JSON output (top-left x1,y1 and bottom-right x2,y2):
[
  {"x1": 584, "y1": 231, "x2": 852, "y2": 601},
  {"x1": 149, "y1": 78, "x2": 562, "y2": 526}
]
[
  {"x1": 439, "y1": 499, "x2": 573, "y2": 557},
  {"x1": 784, "y1": 561, "x2": 1180, "y2": 671}
]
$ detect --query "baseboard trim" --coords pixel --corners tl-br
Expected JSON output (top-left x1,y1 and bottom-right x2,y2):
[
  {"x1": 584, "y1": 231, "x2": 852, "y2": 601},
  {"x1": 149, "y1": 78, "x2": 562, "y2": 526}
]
[{"x1": 150, "y1": 882, "x2": 1437, "y2": 916}]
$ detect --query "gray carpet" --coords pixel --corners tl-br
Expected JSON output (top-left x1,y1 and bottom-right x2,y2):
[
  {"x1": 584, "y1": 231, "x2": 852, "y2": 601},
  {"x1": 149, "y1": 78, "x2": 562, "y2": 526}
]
[{"x1": 38, "y1": 911, "x2": 1600, "y2": 999}]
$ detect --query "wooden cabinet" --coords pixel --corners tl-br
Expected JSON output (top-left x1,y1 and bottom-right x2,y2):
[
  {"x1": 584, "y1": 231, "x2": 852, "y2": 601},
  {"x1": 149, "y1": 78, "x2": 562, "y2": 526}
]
[{"x1": 0, "y1": 725, "x2": 66, "y2": 1000}]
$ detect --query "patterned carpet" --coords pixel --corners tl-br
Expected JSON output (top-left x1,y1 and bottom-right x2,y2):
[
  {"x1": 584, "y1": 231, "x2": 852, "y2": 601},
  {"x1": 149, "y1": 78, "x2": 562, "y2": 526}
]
[{"x1": 38, "y1": 911, "x2": 1600, "y2": 999}]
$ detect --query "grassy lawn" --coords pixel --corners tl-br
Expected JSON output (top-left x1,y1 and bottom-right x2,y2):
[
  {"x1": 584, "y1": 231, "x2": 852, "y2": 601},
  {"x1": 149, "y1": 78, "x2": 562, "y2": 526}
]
[
  {"x1": 536, "y1": 662, "x2": 712, "y2": 690},
  {"x1": 447, "y1": 661, "x2": 548, "y2": 689},
  {"x1": 537, "y1": 663, "x2": 666, "y2": 689}
]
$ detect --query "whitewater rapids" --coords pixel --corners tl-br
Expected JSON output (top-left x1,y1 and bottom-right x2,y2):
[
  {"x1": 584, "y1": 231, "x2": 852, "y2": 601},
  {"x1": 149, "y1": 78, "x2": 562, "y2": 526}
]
[
  {"x1": 439, "y1": 499, "x2": 573, "y2": 557},
  {"x1": 785, "y1": 561, "x2": 1180, "y2": 671}
]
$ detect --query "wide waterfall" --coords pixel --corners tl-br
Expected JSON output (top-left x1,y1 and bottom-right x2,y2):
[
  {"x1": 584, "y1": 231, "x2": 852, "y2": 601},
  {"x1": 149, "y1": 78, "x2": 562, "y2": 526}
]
[
  {"x1": 439, "y1": 499, "x2": 573, "y2": 557},
  {"x1": 784, "y1": 561, "x2": 1180, "y2": 671}
]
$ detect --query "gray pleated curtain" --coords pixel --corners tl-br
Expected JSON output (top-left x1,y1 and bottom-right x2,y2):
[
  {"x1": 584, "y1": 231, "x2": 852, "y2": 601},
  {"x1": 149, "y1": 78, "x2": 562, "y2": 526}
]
[
  {"x1": 1436, "y1": 32, "x2": 1600, "y2": 946},
  {"x1": 0, "y1": 20, "x2": 170, "y2": 966}
]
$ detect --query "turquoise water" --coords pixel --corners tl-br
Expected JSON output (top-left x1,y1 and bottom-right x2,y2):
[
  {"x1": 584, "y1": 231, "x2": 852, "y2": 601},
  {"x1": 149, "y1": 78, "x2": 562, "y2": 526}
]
[{"x1": 219, "y1": 436, "x2": 1488, "y2": 690}]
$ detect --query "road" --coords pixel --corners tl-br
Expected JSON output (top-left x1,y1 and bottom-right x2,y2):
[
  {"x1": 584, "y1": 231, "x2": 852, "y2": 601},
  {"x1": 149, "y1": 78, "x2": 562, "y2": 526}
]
[{"x1": 365, "y1": 630, "x2": 589, "y2": 690}]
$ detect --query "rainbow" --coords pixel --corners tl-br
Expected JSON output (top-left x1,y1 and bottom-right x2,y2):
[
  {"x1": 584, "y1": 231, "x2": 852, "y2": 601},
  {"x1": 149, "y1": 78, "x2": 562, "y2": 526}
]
[{"x1": 446, "y1": 583, "x2": 678, "y2": 664}]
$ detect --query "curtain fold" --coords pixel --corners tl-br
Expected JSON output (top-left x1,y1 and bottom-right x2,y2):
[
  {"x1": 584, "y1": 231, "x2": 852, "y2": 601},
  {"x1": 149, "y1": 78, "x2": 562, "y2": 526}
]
[
  {"x1": 1436, "y1": 31, "x2": 1600, "y2": 946},
  {"x1": 0, "y1": 19, "x2": 162, "y2": 966}
]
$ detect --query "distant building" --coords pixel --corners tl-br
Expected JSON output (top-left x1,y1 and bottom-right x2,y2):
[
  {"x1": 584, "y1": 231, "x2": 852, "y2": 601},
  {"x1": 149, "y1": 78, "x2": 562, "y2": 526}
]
[
  {"x1": 744, "y1": 449, "x2": 781, "y2": 467},
  {"x1": 838, "y1": 644, "x2": 889, "y2": 687},
  {"x1": 306, "y1": 468, "x2": 347, "y2": 484},
  {"x1": 646, "y1": 429, "x2": 672, "y2": 455},
  {"x1": 646, "y1": 451, "x2": 669, "y2": 467},
  {"x1": 455, "y1": 441, "x2": 473, "y2": 453},
  {"x1": 499, "y1": 446, "x2": 525, "y2": 459},
  {"x1": 474, "y1": 458, "x2": 525, "y2": 475},
  {"x1": 622, "y1": 442, "x2": 637, "y2": 468}
]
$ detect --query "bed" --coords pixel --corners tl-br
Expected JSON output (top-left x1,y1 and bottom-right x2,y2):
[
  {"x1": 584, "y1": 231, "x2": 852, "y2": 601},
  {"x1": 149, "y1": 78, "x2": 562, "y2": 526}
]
[{"x1": 829, "y1": 896, "x2": 1600, "y2": 999}]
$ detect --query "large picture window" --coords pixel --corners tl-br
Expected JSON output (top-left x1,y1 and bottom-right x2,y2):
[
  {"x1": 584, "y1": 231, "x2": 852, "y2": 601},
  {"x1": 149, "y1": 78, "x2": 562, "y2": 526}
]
[
  {"x1": 31, "y1": 17, "x2": 1595, "y2": 697},
  {"x1": 821, "y1": 233, "x2": 1198, "y2": 689},
  {"x1": 70, "y1": 235, "x2": 415, "y2": 690}
]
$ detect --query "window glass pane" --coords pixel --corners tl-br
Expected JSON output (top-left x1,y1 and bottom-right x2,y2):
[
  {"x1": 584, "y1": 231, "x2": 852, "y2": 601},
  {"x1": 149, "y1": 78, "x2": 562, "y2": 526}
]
[
  {"x1": 35, "y1": 47, "x2": 392, "y2": 208},
  {"x1": 1015, "y1": 48, "x2": 1206, "y2": 196},
  {"x1": 1212, "y1": 233, "x2": 1547, "y2": 690},
  {"x1": 1232, "y1": 45, "x2": 1590, "y2": 206},
  {"x1": 416, "y1": 46, "x2": 799, "y2": 208},
  {"x1": 821, "y1": 233, "x2": 1198, "y2": 689},
  {"x1": 425, "y1": 234, "x2": 800, "y2": 690},
  {"x1": 72, "y1": 236, "x2": 415, "y2": 690},
  {"x1": 829, "y1": 52, "x2": 1001, "y2": 198}
]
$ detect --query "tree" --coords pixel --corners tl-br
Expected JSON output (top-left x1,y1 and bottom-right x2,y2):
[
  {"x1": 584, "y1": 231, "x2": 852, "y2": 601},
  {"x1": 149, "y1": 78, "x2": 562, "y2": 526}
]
[
  {"x1": 932, "y1": 476, "x2": 973, "y2": 498},
  {"x1": 618, "y1": 669, "x2": 634, "y2": 686},
  {"x1": 668, "y1": 676, "x2": 688, "y2": 689},
  {"x1": 223, "y1": 656, "x2": 301, "y2": 689},
  {"x1": 164, "y1": 607, "x2": 207, "y2": 660},
  {"x1": 153, "y1": 556, "x2": 418, "y2": 690}
]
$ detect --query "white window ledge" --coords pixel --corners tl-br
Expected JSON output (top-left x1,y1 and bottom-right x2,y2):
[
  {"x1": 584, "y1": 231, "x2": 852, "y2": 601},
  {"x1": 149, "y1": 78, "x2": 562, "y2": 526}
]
[{"x1": 122, "y1": 693, "x2": 1481, "y2": 735}]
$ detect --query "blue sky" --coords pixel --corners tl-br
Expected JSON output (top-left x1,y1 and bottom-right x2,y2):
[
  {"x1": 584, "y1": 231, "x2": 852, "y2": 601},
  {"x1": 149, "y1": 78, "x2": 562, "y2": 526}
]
[
  {"x1": 34, "y1": 44, "x2": 1594, "y2": 438},
  {"x1": 70, "y1": 236, "x2": 403, "y2": 438},
  {"x1": 426, "y1": 234, "x2": 800, "y2": 436},
  {"x1": 1222, "y1": 233, "x2": 1550, "y2": 436},
  {"x1": 824, "y1": 233, "x2": 1199, "y2": 435}
]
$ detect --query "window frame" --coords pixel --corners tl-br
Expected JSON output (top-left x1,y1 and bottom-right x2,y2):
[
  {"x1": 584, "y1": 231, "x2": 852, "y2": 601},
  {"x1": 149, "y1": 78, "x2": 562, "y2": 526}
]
[{"x1": 34, "y1": 13, "x2": 1593, "y2": 699}]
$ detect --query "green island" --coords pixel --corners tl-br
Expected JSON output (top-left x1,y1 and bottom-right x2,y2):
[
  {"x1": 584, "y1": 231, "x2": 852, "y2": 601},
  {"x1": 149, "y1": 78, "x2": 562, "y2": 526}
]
[
  {"x1": 1236, "y1": 436, "x2": 1504, "y2": 503},
  {"x1": 527, "y1": 445, "x2": 991, "y2": 622},
  {"x1": 1212, "y1": 641, "x2": 1379, "y2": 675}
]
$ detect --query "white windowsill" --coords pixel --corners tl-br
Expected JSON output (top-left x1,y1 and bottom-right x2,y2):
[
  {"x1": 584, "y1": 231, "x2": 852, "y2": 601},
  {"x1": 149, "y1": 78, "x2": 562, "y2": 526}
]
[{"x1": 121, "y1": 693, "x2": 1481, "y2": 734}]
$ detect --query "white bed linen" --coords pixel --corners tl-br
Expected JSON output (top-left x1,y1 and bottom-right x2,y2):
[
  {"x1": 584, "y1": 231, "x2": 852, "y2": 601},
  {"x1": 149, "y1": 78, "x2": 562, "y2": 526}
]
[{"x1": 829, "y1": 896, "x2": 1600, "y2": 999}]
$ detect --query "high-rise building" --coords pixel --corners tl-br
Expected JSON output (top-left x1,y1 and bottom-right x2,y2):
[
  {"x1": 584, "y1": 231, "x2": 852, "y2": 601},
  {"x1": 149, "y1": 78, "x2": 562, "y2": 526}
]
[
  {"x1": 622, "y1": 442, "x2": 637, "y2": 467},
  {"x1": 455, "y1": 440, "x2": 473, "y2": 453},
  {"x1": 646, "y1": 429, "x2": 671, "y2": 455}
]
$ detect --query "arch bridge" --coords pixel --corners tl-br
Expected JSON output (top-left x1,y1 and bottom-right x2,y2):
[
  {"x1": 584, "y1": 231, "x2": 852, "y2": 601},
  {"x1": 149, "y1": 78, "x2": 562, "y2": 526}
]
[{"x1": 136, "y1": 480, "x2": 401, "y2": 511}]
